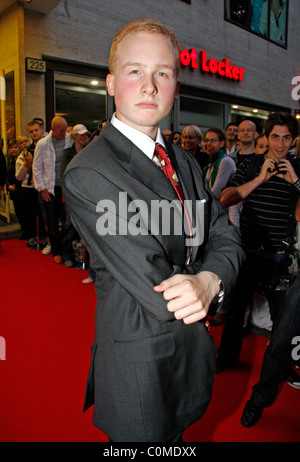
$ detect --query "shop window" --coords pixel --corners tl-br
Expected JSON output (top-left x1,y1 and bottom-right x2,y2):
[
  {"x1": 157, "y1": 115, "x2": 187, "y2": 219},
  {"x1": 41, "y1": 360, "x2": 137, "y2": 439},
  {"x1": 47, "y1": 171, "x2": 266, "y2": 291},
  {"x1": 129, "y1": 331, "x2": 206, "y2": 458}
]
[
  {"x1": 231, "y1": 103, "x2": 269, "y2": 132},
  {"x1": 54, "y1": 73, "x2": 107, "y2": 131},
  {"x1": 179, "y1": 96, "x2": 224, "y2": 131},
  {"x1": 224, "y1": 0, "x2": 288, "y2": 48}
]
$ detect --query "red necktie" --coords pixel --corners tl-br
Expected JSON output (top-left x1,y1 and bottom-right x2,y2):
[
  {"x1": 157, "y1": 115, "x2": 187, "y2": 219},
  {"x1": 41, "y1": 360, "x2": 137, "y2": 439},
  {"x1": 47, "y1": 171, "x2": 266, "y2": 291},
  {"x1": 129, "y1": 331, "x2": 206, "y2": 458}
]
[
  {"x1": 154, "y1": 143, "x2": 184, "y2": 204},
  {"x1": 154, "y1": 143, "x2": 193, "y2": 263}
]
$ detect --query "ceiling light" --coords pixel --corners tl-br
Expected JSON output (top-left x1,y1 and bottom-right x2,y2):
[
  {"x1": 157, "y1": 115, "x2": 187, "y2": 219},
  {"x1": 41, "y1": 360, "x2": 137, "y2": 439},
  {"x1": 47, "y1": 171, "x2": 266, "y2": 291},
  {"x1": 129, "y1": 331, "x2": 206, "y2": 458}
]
[
  {"x1": 91, "y1": 80, "x2": 99, "y2": 86},
  {"x1": 253, "y1": 109, "x2": 258, "y2": 113},
  {"x1": 232, "y1": 105, "x2": 239, "y2": 109}
]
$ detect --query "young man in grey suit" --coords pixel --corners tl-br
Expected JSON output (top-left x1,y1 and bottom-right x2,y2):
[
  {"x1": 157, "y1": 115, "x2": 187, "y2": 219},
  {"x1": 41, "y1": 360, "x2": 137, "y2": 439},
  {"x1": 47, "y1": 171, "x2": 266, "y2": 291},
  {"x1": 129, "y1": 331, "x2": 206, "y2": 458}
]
[{"x1": 62, "y1": 18, "x2": 244, "y2": 442}]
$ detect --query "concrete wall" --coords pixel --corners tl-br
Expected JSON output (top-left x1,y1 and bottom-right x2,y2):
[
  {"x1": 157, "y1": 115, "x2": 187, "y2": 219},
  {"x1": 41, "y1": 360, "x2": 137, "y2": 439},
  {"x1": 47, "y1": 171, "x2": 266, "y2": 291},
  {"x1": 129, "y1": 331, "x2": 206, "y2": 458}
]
[
  {"x1": 0, "y1": 0, "x2": 295, "y2": 135},
  {"x1": 23, "y1": 0, "x2": 300, "y2": 110}
]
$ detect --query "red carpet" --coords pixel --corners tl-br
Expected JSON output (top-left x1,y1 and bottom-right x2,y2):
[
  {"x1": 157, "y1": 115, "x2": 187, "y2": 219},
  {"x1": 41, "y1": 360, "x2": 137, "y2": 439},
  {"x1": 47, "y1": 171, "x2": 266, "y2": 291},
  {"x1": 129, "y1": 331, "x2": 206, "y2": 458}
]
[{"x1": 0, "y1": 239, "x2": 299, "y2": 443}]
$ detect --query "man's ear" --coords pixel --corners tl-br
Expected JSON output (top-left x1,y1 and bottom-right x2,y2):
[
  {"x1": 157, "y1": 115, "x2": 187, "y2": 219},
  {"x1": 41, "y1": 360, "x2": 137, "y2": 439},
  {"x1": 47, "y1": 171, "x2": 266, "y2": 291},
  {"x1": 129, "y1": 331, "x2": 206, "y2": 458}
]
[
  {"x1": 174, "y1": 79, "x2": 180, "y2": 101},
  {"x1": 106, "y1": 74, "x2": 115, "y2": 96}
]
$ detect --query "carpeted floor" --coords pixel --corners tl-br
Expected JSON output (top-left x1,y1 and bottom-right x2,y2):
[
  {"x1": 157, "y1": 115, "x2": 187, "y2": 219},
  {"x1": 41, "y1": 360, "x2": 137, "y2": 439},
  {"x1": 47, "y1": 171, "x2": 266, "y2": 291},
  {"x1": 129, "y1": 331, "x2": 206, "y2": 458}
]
[{"x1": 0, "y1": 239, "x2": 299, "y2": 443}]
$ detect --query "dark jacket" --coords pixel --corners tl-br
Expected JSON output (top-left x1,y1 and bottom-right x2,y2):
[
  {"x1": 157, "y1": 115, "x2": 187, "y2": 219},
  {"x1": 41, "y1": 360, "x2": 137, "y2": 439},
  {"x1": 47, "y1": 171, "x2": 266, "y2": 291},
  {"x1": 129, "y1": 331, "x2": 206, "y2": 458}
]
[{"x1": 62, "y1": 122, "x2": 244, "y2": 442}]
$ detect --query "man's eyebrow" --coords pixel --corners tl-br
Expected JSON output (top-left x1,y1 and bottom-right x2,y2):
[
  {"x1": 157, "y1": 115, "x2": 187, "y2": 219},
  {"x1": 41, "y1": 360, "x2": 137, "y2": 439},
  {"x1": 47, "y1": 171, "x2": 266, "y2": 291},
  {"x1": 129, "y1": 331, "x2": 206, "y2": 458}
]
[
  {"x1": 156, "y1": 63, "x2": 176, "y2": 72},
  {"x1": 122, "y1": 61, "x2": 175, "y2": 71}
]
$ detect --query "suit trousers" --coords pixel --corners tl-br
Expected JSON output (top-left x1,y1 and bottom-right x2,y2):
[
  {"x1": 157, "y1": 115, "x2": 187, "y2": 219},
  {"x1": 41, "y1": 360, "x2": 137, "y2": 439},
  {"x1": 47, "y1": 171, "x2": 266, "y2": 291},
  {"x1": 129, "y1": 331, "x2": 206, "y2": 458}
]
[
  {"x1": 108, "y1": 431, "x2": 184, "y2": 443},
  {"x1": 218, "y1": 248, "x2": 289, "y2": 363},
  {"x1": 20, "y1": 186, "x2": 37, "y2": 239},
  {"x1": 251, "y1": 275, "x2": 300, "y2": 407}
]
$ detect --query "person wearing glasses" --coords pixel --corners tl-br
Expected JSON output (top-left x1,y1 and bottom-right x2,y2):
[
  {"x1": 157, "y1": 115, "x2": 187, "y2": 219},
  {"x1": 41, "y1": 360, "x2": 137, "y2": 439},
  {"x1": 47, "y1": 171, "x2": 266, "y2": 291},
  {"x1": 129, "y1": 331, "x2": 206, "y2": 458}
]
[
  {"x1": 181, "y1": 124, "x2": 208, "y2": 170},
  {"x1": 203, "y1": 128, "x2": 236, "y2": 200}
]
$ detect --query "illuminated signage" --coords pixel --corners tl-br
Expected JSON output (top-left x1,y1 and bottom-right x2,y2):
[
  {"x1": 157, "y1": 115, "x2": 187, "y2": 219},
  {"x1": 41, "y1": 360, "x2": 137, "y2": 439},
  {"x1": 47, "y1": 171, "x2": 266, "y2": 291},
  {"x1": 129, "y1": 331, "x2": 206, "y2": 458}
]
[{"x1": 180, "y1": 49, "x2": 245, "y2": 82}]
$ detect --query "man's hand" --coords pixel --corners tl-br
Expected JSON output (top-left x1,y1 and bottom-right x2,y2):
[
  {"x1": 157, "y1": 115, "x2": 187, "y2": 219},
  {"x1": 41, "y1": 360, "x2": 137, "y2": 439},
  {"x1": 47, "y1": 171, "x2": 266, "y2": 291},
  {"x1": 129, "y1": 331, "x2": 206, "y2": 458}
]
[
  {"x1": 154, "y1": 271, "x2": 220, "y2": 324},
  {"x1": 41, "y1": 189, "x2": 51, "y2": 202},
  {"x1": 275, "y1": 159, "x2": 298, "y2": 184},
  {"x1": 261, "y1": 158, "x2": 298, "y2": 184},
  {"x1": 258, "y1": 157, "x2": 278, "y2": 182},
  {"x1": 23, "y1": 151, "x2": 33, "y2": 173}
]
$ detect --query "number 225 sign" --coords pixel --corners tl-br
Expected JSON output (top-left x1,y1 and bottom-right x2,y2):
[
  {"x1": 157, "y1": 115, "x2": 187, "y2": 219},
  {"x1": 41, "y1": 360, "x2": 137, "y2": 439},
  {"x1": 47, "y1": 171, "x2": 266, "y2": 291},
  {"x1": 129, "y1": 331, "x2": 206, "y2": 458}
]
[{"x1": 26, "y1": 58, "x2": 46, "y2": 73}]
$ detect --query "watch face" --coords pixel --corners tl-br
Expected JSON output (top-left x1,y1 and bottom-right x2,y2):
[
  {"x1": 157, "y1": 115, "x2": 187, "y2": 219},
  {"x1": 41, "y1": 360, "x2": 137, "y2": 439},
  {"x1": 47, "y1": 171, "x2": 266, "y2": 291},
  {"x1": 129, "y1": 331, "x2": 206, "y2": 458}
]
[
  {"x1": 212, "y1": 278, "x2": 224, "y2": 306},
  {"x1": 217, "y1": 278, "x2": 224, "y2": 303}
]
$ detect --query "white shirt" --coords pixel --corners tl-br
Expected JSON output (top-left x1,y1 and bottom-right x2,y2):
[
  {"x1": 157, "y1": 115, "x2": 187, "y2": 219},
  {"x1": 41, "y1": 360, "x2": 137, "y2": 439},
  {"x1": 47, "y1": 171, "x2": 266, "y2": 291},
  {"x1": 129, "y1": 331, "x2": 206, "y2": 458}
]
[
  {"x1": 111, "y1": 113, "x2": 166, "y2": 160},
  {"x1": 226, "y1": 144, "x2": 237, "y2": 156},
  {"x1": 15, "y1": 151, "x2": 33, "y2": 188},
  {"x1": 32, "y1": 130, "x2": 71, "y2": 195}
]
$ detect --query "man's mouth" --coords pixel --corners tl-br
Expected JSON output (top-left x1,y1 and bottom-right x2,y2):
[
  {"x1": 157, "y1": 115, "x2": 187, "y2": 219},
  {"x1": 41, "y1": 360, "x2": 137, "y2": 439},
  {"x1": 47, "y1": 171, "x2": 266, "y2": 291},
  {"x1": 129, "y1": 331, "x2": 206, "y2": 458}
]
[{"x1": 136, "y1": 102, "x2": 157, "y2": 109}]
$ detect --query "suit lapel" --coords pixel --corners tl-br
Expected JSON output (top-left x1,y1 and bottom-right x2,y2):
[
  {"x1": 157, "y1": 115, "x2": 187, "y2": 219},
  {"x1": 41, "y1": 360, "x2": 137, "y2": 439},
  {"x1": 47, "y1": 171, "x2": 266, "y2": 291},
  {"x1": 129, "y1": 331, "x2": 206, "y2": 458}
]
[
  {"x1": 102, "y1": 123, "x2": 178, "y2": 202},
  {"x1": 167, "y1": 143, "x2": 205, "y2": 264},
  {"x1": 129, "y1": 145, "x2": 178, "y2": 202},
  {"x1": 102, "y1": 124, "x2": 202, "y2": 265}
]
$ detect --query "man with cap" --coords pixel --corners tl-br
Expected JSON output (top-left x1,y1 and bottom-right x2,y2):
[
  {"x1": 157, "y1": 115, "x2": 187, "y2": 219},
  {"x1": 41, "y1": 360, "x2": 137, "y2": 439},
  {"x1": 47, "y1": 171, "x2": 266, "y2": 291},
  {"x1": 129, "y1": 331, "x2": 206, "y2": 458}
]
[{"x1": 61, "y1": 124, "x2": 90, "y2": 175}]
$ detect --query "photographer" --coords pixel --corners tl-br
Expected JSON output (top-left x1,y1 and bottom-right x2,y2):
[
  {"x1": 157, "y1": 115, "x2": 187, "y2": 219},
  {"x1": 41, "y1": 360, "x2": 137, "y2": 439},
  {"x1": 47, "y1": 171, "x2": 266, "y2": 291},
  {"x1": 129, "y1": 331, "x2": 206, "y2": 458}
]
[{"x1": 216, "y1": 112, "x2": 300, "y2": 373}]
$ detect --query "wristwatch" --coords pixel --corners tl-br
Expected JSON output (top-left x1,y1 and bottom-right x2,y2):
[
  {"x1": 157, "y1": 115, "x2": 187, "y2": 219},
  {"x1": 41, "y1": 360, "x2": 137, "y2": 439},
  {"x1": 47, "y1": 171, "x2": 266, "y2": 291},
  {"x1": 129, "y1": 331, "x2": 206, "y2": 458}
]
[{"x1": 213, "y1": 277, "x2": 225, "y2": 305}]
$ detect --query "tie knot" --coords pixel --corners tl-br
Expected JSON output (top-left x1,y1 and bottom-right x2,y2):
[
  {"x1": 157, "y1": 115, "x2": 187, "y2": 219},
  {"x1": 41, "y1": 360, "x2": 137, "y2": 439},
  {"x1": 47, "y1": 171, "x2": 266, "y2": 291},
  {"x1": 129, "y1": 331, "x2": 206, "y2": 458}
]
[{"x1": 155, "y1": 143, "x2": 168, "y2": 162}]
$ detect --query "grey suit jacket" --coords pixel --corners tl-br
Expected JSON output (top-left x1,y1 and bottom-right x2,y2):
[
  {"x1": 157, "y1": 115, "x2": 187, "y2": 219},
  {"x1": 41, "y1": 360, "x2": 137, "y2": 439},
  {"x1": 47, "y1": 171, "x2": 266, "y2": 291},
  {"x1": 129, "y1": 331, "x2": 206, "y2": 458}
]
[{"x1": 62, "y1": 122, "x2": 244, "y2": 442}]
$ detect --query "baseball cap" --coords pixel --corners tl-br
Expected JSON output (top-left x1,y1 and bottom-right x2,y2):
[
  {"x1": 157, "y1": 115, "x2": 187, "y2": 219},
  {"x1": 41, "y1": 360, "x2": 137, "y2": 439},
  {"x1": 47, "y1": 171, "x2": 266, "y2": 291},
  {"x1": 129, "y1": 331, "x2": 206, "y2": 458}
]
[{"x1": 72, "y1": 124, "x2": 88, "y2": 135}]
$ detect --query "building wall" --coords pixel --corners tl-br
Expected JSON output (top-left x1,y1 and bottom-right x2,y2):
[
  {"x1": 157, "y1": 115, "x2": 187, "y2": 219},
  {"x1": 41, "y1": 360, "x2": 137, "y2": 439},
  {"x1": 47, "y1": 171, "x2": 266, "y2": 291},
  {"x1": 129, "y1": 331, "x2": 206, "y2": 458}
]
[
  {"x1": 0, "y1": 2, "x2": 26, "y2": 141},
  {"x1": 0, "y1": 0, "x2": 297, "y2": 136},
  {"x1": 23, "y1": 0, "x2": 300, "y2": 109}
]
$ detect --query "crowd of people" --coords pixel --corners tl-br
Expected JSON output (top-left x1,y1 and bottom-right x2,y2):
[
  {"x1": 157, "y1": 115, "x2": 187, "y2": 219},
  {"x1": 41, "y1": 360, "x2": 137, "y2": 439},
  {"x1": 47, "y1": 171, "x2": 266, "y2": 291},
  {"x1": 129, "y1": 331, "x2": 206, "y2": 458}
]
[
  {"x1": 1, "y1": 109, "x2": 300, "y2": 434},
  {"x1": 161, "y1": 116, "x2": 300, "y2": 424},
  {"x1": 0, "y1": 117, "x2": 108, "y2": 282}
]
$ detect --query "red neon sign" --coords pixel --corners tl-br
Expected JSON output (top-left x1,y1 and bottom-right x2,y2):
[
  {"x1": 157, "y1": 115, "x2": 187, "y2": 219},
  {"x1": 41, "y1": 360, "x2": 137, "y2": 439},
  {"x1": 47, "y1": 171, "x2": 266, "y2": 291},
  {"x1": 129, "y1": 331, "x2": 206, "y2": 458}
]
[{"x1": 180, "y1": 48, "x2": 245, "y2": 82}]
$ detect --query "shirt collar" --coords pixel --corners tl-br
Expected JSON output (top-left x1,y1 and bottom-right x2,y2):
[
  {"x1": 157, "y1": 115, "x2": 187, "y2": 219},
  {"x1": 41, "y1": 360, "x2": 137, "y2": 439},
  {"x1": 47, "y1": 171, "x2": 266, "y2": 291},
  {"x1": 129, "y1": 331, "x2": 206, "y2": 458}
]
[{"x1": 111, "y1": 113, "x2": 166, "y2": 160}]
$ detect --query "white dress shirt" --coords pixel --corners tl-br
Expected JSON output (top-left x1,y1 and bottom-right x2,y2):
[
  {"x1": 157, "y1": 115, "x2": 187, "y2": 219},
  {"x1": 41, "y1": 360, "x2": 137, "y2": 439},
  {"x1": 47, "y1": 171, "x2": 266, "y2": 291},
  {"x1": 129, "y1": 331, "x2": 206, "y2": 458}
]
[{"x1": 111, "y1": 113, "x2": 166, "y2": 161}]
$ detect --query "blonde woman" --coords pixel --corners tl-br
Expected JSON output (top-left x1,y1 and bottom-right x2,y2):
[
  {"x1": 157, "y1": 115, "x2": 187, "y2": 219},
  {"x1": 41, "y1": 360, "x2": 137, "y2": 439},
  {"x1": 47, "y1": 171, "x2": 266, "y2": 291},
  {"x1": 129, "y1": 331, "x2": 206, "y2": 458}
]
[{"x1": 181, "y1": 124, "x2": 208, "y2": 169}]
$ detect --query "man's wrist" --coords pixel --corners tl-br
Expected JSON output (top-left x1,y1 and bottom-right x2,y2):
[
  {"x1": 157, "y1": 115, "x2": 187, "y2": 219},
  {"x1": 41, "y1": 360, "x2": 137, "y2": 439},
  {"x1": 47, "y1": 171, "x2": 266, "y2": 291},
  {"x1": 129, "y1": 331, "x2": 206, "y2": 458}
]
[{"x1": 212, "y1": 277, "x2": 224, "y2": 305}]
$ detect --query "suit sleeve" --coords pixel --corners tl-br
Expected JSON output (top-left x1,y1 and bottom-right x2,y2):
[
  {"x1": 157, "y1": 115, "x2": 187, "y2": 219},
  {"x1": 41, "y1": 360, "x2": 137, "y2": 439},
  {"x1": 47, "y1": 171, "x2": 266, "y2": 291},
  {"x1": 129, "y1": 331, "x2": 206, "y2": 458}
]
[
  {"x1": 62, "y1": 166, "x2": 180, "y2": 322},
  {"x1": 185, "y1": 183, "x2": 244, "y2": 299},
  {"x1": 174, "y1": 148, "x2": 244, "y2": 298}
]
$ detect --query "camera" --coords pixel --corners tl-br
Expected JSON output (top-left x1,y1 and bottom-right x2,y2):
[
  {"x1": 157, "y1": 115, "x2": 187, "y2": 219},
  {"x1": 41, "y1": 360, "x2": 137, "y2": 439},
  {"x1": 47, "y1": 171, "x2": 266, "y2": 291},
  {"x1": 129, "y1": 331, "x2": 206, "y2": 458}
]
[{"x1": 268, "y1": 161, "x2": 286, "y2": 174}]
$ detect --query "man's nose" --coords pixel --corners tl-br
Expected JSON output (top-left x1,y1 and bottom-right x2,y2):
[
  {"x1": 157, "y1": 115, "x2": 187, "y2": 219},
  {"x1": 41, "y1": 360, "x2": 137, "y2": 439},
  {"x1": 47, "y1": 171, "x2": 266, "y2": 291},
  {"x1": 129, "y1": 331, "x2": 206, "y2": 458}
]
[{"x1": 141, "y1": 75, "x2": 157, "y2": 95}]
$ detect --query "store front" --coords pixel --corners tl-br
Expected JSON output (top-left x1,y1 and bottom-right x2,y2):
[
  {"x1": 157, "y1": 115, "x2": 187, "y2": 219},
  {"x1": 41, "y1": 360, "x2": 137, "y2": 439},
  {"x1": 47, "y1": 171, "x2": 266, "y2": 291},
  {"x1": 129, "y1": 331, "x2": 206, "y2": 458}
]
[
  {"x1": 1, "y1": 54, "x2": 291, "y2": 145},
  {"x1": 175, "y1": 45, "x2": 290, "y2": 133},
  {"x1": 44, "y1": 57, "x2": 112, "y2": 132},
  {"x1": 174, "y1": 85, "x2": 288, "y2": 134},
  {"x1": 1, "y1": 0, "x2": 298, "y2": 148},
  {"x1": 41, "y1": 43, "x2": 291, "y2": 136},
  {"x1": 42, "y1": 59, "x2": 288, "y2": 136}
]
